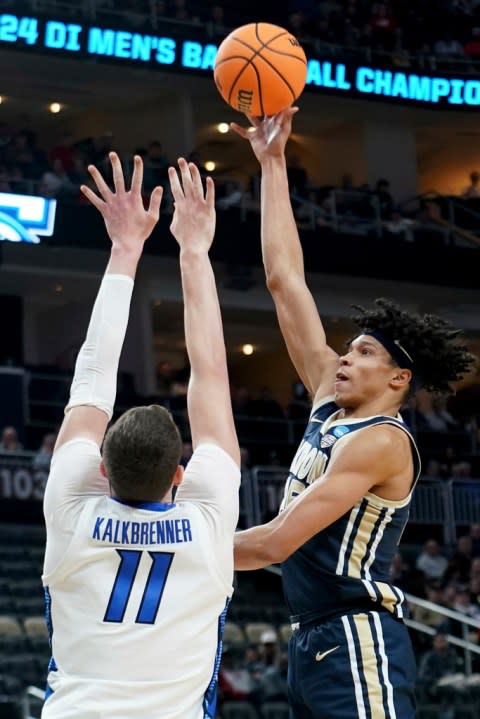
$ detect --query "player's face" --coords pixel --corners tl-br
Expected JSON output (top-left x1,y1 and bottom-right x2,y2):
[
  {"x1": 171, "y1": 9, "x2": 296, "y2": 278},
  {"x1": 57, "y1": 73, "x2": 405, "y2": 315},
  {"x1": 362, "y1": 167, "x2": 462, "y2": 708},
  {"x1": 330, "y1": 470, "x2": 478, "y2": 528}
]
[{"x1": 334, "y1": 335, "x2": 397, "y2": 408}]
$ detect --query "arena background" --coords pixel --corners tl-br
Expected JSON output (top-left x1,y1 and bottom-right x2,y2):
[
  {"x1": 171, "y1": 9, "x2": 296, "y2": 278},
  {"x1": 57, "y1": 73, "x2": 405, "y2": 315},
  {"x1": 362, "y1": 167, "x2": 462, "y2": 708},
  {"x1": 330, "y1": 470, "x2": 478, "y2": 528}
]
[{"x1": 0, "y1": 1, "x2": 480, "y2": 718}]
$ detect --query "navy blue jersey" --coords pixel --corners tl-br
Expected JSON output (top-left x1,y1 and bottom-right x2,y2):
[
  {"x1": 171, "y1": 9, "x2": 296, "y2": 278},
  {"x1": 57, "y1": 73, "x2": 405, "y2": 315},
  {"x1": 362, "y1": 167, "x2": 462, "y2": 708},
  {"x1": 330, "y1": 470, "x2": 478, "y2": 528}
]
[{"x1": 281, "y1": 397, "x2": 421, "y2": 624}]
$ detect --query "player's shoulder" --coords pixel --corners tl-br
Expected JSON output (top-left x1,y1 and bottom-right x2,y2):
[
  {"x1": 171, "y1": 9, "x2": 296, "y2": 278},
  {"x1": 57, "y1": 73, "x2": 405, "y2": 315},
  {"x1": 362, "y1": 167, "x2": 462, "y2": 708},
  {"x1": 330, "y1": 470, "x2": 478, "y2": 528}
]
[
  {"x1": 337, "y1": 421, "x2": 410, "y2": 463},
  {"x1": 191, "y1": 442, "x2": 240, "y2": 470},
  {"x1": 309, "y1": 395, "x2": 338, "y2": 423}
]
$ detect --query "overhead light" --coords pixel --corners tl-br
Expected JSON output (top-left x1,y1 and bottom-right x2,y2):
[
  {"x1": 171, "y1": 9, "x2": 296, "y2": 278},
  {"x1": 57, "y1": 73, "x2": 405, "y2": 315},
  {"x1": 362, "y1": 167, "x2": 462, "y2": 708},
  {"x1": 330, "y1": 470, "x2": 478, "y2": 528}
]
[
  {"x1": 217, "y1": 122, "x2": 229, "y2": 134},
  {"x1": 0, "y1": 96, "x2": 3, "y2": 105},
  {"x1": 242, "y1": 344, "x2": 254, "y2": 356},
  {"x1": 49, "y1": 102, "x2": 62, "y2": 114},
  {"x1": 55, "y1": 283, "x2": 63, "y2": 293},
  {"x1": 204, "y1": 160, "x2": 216, "y2": 172}
]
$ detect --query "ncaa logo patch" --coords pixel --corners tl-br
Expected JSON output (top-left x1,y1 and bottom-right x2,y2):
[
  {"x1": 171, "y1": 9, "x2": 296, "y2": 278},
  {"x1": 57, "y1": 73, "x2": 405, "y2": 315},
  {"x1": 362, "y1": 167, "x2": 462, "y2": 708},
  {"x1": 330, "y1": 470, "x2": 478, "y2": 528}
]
[
  {"x1": 320, "y1": 434, "x2": 337, "y2": 448},
  {"x1": 333, "y1": 425, "x2": 350, "y2": 438}
]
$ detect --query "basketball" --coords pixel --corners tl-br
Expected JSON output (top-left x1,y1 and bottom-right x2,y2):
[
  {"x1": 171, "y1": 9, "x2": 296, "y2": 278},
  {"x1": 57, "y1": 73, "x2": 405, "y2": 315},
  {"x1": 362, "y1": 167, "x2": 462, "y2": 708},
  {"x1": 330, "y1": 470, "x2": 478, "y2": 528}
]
[{"x1": 213, "y1": 23, "x2": 307, "y2": 117}]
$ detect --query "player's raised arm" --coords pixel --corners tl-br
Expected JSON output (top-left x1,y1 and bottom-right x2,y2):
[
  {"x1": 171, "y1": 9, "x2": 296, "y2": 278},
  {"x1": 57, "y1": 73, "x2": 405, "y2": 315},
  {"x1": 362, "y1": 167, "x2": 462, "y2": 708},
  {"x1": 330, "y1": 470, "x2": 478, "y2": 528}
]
[
  {"x1": 168, "y1": 159, "x2": 240, "y2": 467},
  {"x1": 54, "y1": 153, "x2": 163, "y2": 452},
  {"x1": 231, "y1": 109, "x2": 338, "y2": 399}
]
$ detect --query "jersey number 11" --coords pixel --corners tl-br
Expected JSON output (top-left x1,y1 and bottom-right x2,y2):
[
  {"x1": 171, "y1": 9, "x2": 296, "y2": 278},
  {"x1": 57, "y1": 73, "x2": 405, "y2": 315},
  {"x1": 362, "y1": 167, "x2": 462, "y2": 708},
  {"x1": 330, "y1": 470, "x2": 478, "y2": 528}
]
[{"x1": 104, "y1": 549, "x2": 174, "y2": 624}]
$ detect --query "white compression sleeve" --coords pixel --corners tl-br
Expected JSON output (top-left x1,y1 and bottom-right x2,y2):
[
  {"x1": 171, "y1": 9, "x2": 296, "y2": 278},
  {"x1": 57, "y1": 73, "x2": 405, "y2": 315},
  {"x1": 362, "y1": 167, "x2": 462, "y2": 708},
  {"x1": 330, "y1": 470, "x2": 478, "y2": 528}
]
[{"x1": 65, "y1": 274, "x2": 134, "y2": 420}]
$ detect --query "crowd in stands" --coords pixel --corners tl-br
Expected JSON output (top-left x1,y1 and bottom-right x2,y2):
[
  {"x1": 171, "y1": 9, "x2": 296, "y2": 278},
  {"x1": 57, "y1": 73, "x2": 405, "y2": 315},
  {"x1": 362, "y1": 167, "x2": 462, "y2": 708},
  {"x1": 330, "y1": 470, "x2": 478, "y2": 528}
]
[
  {"x1": 22, "y1": 0, "x2": 480, "y2": 67},
  {"x1": 3, "y1": 118, "x2": 480, "y2": 249}
]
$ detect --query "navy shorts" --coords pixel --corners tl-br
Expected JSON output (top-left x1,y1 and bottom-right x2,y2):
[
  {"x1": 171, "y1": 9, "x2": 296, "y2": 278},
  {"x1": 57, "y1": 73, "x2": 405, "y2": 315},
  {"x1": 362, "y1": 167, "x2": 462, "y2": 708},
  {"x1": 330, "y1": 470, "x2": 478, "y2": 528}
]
[{"x1": 287, "y1": 610, "x2": 416, "y2": 719}]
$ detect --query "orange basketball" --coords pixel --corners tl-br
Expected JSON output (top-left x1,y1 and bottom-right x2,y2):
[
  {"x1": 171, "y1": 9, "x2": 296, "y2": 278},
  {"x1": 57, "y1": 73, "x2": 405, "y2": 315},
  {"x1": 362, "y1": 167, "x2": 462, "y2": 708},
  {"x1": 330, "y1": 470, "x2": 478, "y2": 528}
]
[{"x1": 214, "y1": 22, "x2": 307, "y2": 117}]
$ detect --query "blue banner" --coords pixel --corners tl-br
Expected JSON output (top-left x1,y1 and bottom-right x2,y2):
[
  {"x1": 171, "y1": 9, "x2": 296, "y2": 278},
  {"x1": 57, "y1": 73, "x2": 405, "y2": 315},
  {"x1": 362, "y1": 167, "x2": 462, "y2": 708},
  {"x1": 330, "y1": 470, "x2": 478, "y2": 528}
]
[{"x1": 1, "y1": 12, "x2": 480, "y2": 110}]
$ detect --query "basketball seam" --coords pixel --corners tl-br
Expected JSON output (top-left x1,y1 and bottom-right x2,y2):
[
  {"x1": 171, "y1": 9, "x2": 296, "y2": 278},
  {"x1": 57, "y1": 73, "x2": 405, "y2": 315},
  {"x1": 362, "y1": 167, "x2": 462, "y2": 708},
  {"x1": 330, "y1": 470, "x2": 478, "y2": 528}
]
[
  {"x1": 232, "y1": 35, "x2": 298, "y2": 103},
  {"x1": 217, "y1": 24, "x2": 305, "y2": 113},
  {"x1": 254, "y1": 23, "x2": 307, "y2": 64}
]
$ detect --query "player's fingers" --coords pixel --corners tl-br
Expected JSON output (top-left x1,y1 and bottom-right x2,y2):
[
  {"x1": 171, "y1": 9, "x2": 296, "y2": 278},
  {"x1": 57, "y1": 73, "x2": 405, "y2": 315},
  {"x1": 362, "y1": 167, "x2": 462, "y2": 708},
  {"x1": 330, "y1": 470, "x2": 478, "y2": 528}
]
[
  {"x1": 205, "y1": 175, "x2": 215, "y2": 209},
  {"x1": 109, "y1": 152, "x2": 125, "y2": 194},
  {"x1": 147, "y1": 186, "x2": 163, "y2": 221},
  {"x1": 168, "y1": 166, "x2": 184, "y2": 202},
  {"x1": 282, "y1": 106, "x2": 299, "y2": 125},
  {"x1": 178, "y1": 157, "x2": 195, "y2": 199},
  {"x1": 188, "y1": 162, "x2": 204, "y2": 198},
  {"x1": 230, "y1": 122, "x2": 249, "y2": 139},
  {"x1": 246, "y1": 114, "x2": 262, "y2": 127},
  {"x1": 80, "y1": 184, "x2": 106, "y2": 212},
  {"x1": 130, "y1": 155, "x2": 144, "y2": 196},
  {"x1": 87, "y1": 164, "x2": 112, "y2": 200}
]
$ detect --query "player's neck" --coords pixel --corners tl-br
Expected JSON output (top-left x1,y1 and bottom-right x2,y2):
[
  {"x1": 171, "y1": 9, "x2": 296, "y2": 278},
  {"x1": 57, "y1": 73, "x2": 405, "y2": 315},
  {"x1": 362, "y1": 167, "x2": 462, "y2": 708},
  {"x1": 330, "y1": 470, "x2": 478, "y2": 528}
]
[{"x1": 339, "y1": 398, "x2": 401, "y2": 420}]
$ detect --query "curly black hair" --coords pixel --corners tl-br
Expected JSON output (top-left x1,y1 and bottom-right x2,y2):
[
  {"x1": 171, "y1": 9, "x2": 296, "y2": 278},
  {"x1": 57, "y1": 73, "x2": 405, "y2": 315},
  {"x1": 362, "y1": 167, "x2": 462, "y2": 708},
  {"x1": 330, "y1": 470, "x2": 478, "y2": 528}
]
[{"x1": 350, "y1": 298, "x2": 475, "y2": 394}]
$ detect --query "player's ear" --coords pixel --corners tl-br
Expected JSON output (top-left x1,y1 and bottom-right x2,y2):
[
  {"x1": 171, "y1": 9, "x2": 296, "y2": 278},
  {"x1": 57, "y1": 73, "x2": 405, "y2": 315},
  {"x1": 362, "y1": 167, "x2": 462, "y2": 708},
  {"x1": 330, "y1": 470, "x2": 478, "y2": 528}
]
[
  {"x1": 99, "y1": 458, "x2": 108, "y2": 478},
  {"x1": 172, "y1": 464, "x2": 185, "y2": 487},
  {"x1": 390, "y1": 368, "x2": 412, "y2": 391}
]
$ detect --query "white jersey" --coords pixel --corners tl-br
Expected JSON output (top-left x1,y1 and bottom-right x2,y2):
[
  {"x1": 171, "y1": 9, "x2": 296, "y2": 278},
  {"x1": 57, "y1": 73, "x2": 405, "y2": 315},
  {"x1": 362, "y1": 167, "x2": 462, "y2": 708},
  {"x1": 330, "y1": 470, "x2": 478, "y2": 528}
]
[{"x1": 42, "y1": 439, "x2": 240, "y2": 719}]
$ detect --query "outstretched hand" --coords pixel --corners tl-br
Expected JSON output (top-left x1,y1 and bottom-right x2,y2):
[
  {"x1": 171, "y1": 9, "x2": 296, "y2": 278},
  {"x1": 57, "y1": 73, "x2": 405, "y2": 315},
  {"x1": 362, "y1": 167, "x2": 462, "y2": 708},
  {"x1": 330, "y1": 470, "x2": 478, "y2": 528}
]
[
  {"x1": 230, "y1": 106, "x2": 299, "y2": 164},
  {"x1": 81, "y1": 152, "x2": 163, "y2": 253},
  {"x1": 168, "y1": 158, "x2": 215, "y2": 252}
]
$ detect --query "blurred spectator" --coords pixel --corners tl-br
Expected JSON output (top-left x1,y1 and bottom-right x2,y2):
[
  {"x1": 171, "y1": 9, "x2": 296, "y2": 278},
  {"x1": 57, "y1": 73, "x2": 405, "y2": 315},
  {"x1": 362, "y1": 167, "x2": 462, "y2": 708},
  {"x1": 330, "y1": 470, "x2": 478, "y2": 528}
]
[
  {"x1": 33, "y1": 432, "x2": 56, "y2": 471},
  {"x1": 69, "y1": 154, "x2": 90, "y2": 187},
  {"x1": 287, "y1": 380, "x2": 310, "y2": 422},
  {"x1": 470, "y1": 524, "x2": 480, "y2": 558},
  {"x1": 389, "y1": 551, "x2": 412, "y2": 589},
  {"x1": 49, "y1": 133, "x2": 75, "y2": 174},
  {"x1": 369, "y1": 3, "x2": 397, "y2": 50},
  {"x1": 418, "y1": 633, "x2": 461, "y2": 697},
  {"x1": 0, "y1": 426, "x2": 23, "y2": 453},
  {"x1": 216, "y1": 180, "x2": 244, "y2": 210},
  {"x1": 463, "y1": 27, "x2": 480, "y2": 57},
  {"x1": 450, "y1": 460, "x2": 473, "y2": 479},
  {"x1": 258, "y1": 650, "x2": 289, "y2": 703},
  {"x1": 446, "y1": 536, "x2": 473, "y2": 585},
  {"x1": 374, "y1": 178, "x2": 394, "y2": 219},
  {"x1": 248, "y1": 387, "x2": 284, "y2": 420},
  {"x1": 412, "y1": 582, "x2": 449, "y2": 630},
  {"x1": 287, "y1": 155, "x2": 309, "y2": 198},
  {"x1": 232, "y1": 386, "x2": 253, "y2": 416},
  {"x1": 416, "y1": 390, "x2": 460, "y2": 432},
  {"x1": 40, "y1": 158, "x2": 75, "y2": 197},
  {"x1": 218, "y1": 646, "x2": 257, "y2": 703},
  {"x1": 434, "y1": 33, "x2": 465, "y2": 58},
  {"x1": 156, "y1": 360, "x2": 174, "y2": 394},
  {"x1": 258, "y1": 629, "x2": 280, "y2": 667},
  {"x1": 452, "y1": 585, "x2": 480, "y2": 618},
  {"x1": 144, "y1": 140, "x2": 169, "y2": 190},
  {"x1": 416, "y1": 539, "x2": 449, "y2": 581},
  {"x1": 462, "y1": 170, "x2": 480, "y2": 199}
]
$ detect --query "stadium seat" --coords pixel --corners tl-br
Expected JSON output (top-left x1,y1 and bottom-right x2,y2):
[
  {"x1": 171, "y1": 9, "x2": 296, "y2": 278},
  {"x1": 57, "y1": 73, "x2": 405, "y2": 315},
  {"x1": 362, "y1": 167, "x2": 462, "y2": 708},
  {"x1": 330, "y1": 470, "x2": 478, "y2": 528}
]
[
  {"x1": 5, "y1": 653, "x2": 44, "y2": 687},
  {"x1": 9, "y1": 580, "x2": 42, "y2": 598},
  {"x1": 223, "y1": 622, "x2": 246, "y2": 648},
  {"x1": 0, "y1": 617, "x2": 22, "y2": 636},
  {"x1": 244, "y1": 623, "x2": 277, "y2": 645},
  {"x1": 0, "y1": 634, "x2": 30, "y2": 654},
  {"x1": 0, "y1": 696, "x2": 23, "y2": 719},
  {"x1": 14, "y1": 597, "x2": 45, "y2": 615},
  {"x1": 0, "y1": 599, "x2": 14, "y2": 615},
  {"x1": 260, "y1": 701, "x2": 290, "y2": 718},
  {"x1": 0, "y1": 561, "x2": 36, "y2": 581},
  {"x1": 23, "y1": 617, "x2": 48, "y2": 639},
  {"x1": 221, "y1": 701, "x2": 258, "y2": 719}
]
